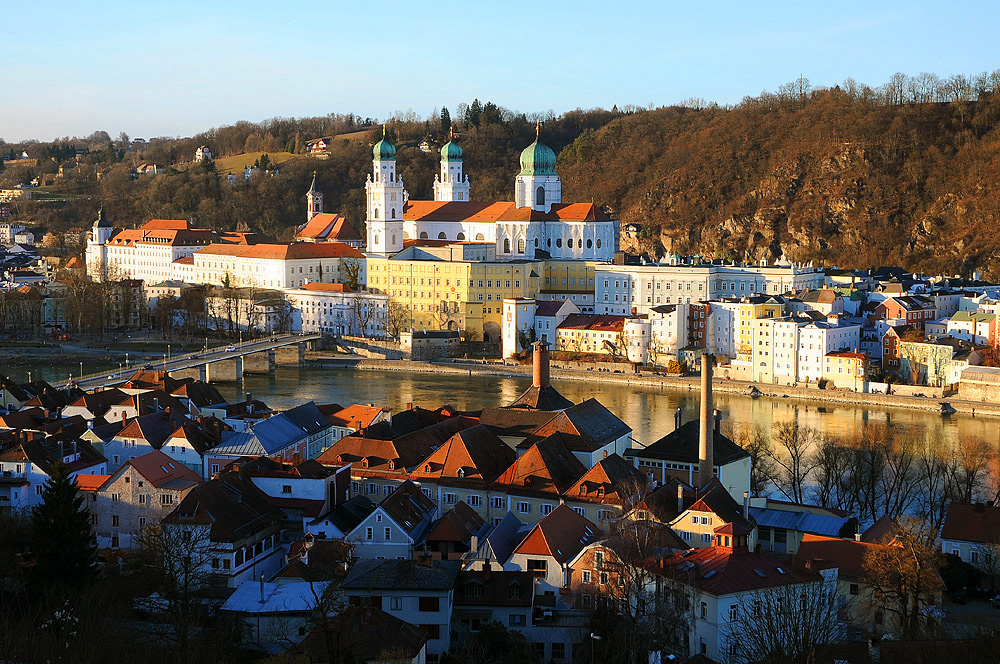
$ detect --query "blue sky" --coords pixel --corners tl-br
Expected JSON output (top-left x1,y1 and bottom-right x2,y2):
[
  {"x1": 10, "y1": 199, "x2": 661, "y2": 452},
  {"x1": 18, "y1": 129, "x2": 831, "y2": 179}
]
[{"x1": 5, "y1": 0, "x2": 999, "y2": 142}]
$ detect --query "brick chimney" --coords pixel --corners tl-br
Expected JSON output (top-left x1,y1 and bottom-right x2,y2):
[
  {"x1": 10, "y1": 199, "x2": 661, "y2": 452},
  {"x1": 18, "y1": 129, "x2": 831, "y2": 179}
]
[
  {"x1": 532, "y1": 341, "x2": 551, "y2": 389},
  {"x1": 698, "y1": 354, "x2": 715, "y2": 488}
]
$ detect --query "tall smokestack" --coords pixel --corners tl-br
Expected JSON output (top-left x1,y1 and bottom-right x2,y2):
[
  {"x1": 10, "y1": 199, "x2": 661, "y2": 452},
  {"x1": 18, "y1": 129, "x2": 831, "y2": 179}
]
[
  {"x1": 698, "y1": 354, "x2": 715, "y2": 488},
  {"x1": 532, "y1": 341, "x2": 550, "y2": 389}
]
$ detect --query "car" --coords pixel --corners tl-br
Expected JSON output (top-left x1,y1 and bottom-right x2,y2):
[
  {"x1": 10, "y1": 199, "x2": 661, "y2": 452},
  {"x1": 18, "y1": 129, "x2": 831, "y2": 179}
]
[
  {"x1": 991, "y1": 595, "x2": 1000, "y2": 609},
  {"x1": 225, "y1": 345, "x2": 236, "y2": 352}
]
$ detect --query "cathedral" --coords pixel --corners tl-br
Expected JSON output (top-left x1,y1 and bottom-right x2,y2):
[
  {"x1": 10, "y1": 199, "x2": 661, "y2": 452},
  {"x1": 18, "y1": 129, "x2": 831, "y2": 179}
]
[{"x1": 364, "y1": 124, "x2": 619, "y2": 260}]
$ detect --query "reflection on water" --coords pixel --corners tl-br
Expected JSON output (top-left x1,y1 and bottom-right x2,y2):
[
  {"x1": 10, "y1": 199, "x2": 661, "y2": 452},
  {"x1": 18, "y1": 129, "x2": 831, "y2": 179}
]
[
  {"x1": 239, "y1": 367, "x2": 997, "y2": 450},
  {"x1": 7, "y1": 362, "x2": 995, "y2": 449}
]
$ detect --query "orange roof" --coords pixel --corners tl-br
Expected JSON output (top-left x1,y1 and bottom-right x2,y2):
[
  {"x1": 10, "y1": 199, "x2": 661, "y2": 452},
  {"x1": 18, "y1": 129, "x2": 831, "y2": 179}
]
[
  {"x1": 142, "y1": 219, "x2": 189, "y2": 230},
  {"x1": 173, "y1": 256, "x2": 194, "y2": 265},
  {"x1": 402, "y1": 200, "x2": 613, "y2": 223},
  {"x1": 297, "y1": 214, "x2": 362, "y2": 242},
  {"x1": 197, "y1": 242, "x2": 364, "y2": 260},
  {"x1": 64, "y1": 256, "x2": 83, "y2": 269},
  {"x1": 557, "y1": 314, "x2": 625, "y2": 332},
  {"x1": 327, "y1": 404, "x2": 382, "y2": 429},
  {"x1": 300, "y1": 282, "x2": 351, "y2": 293},
  {"x1": 126, "y1": 450, "x2": 202, "y2": 488},
  {"x1": 75, "y1": 474, "x2": 111, "y2": 492},
  {"x1": 826, "y1": 352, "x2": 866, "y2": 359},
  {"x1": 196, "y1": 243, "x2": 250, "y2": 256}
]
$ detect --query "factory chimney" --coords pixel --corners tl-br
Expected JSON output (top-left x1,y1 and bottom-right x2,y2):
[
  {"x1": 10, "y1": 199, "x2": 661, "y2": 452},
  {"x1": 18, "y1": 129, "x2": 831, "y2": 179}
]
[
  {"x1": 532, "y1": 341, "x2": 551, "y2": 389},
  {"x1": 698, "y1": 354, "x2": 715, "y2": 488}
]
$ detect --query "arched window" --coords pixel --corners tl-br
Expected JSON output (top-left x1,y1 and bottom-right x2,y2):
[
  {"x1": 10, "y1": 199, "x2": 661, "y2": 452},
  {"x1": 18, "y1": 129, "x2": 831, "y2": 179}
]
[
  {"x1": 403, "y1": 231, "x2": 410, "y2": 239},
  {"x1": 374, "y1": 208, "x2": 379, "y2": 219},
  {"x1": 374, "y1": 233, "x2": 380, "y2": 245},
  {"x1": 596, "y1": 239, "x2": 602, "y2": 249},
  {"x1": 457, "y1": 232, "x2": 465, "y2": 240},
  {"x1": 587, "y1": 239, "x2": 593, "y2": 249},
  {"x1": 568, "y1": 238, "x2": 574, "y2": 249},
  {"x1": 547, "y1": 238, "x2": 552, "y2": 248},
  {"x1": 503, "y1": 239, "x2": 511, "y2": 253},
  {"x1": 438, "y1": 232, "x2": 447, "y2": 240},
  {"x1": 391, "y1": 208, "x2": 396, "y2": 219},
  {"x1": 391, "y1": 233, "x2": 396, "y2": 246},
  {"x1": 536, "y1": 186, "x2": 545, "y2": 206},
  {"x1": 419, "y1": 231, "x2": 428, "y2": 239},
  {"x1": 556, "y1": 238, "x2": 562, "y2": 248},
  {"x1": 517, "y1": 238, "x2": 525, "y2": 253},
  {"x1": 534, "y1": 238, "x2": 538, "y2": 248},
  {"x1": 475, "y1": 233, "x2": 485, "y2": 241}
]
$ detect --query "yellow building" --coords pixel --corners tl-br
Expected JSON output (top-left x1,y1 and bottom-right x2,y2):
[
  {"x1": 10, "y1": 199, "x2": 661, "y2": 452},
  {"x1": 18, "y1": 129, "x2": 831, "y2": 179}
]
[
  {"x1": 727, "y1": 295, "x2": 784, "y2": 361},
  {"x1": 367, "y1": 245, "x2": 603, "y2": 342},
  {"x1": 823, "y1": 351, "x2": 867, "y2": 390}
]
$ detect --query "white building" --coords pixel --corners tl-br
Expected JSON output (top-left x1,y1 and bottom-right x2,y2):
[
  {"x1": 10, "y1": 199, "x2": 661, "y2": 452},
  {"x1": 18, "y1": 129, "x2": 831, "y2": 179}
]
[
  {"x1": 285, "y1": 283, "x2": 389, "y2": 336},
  {"x1": 796, "y1": 320, "x2": 861, "y2": 384},
  {"x1": 647, "y1": 303, "x2": 690, "y2": 361},
  {"x1": 0, "y1": 222, "x2": 26, "y2": 245},
  {"x1": 195, "y1": 145, "x2": 213, "y2": 162},
  {"x1": 191, "y1": 241, "x2": 366, "y2": 290},
  {"x1": 0, "y1": 438, "x2": 107, "y2": 511},
  {"x1": 502, "y1": 297, "x2": 536, "y2": 359},
  {"x1": 86, "y1": 213, "x2": 217, "y2": 282},
  {"x1": 595, "y1": 261, "x2": 825, "y2": 316},
  {"x1": 365, "y1": 125, "x2": 618, "y2": 261}
]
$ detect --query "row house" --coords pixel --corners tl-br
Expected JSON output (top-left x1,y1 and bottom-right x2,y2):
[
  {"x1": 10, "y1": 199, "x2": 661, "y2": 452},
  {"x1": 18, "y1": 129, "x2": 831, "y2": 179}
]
[
  {"x1": 347, "y1": 480, "x2": 438, "y2": 559},
  {"x1": 83, "y1": 449, "x2": 202, "y2": 549},
  {"x1": 104, "y1": 408, "x2": 193, "y2": 472},
  {"x1": 206, "y1": 401, "x2": 332, "y2": 474},
  {"x1": 0, "y1": 435, "x2": 107, "y2": 510},
  {"x1": 874, "y1": 295, "x2": 936, "y2": 329},
  {"x1": 163, "y1": 472, "x2": 284, "y2": 588},
  {"x1": 947, "y1": 310, "x2": 997, "y2": 347}
]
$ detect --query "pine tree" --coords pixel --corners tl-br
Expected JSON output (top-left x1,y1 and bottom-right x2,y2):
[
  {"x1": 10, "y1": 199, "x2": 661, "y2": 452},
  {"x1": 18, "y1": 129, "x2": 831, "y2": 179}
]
[
  {"x1": 29, "y1": 461, "x2": 97, "y2": 590},
  {"x1": 440, "y1": 106, "x2": 451, "y2": 134}
]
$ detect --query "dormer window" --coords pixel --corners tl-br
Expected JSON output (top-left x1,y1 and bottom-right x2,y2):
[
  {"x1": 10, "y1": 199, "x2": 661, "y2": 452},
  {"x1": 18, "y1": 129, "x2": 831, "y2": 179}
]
[
  {"x1": 457, "y1": 468, "x2": 465, "y2": 478},
  {"x1": 361, "y1": 458, "x2": 369, "y2": 469},
  {"x1": 424, "y1": 464, "x2": 431, "y2": 472},
  {"x1": 387, "y1": 460, "x2": 395, "y2": 471}
]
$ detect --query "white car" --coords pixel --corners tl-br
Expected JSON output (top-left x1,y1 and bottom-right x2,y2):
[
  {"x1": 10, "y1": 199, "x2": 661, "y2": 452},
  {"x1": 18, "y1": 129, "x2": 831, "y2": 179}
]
[{"x1": 225, "y1": 345, "x2": 236, "y2": 352}]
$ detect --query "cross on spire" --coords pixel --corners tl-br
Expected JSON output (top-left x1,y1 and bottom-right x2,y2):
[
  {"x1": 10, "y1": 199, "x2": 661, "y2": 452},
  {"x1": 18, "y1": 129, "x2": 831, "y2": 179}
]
[{"x1": 535, "y1": 119, "x2": 541, "y2": 138}]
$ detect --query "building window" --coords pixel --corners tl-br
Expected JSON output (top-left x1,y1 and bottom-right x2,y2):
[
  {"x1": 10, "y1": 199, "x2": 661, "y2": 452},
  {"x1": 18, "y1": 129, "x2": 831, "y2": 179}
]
[
  {"x1": 551, "y1": 643, "x2": 565, "y2": 660},
  {"x1": 509, "y1": 613, "x2": 526, "y2": 627},
  {"x1": 445, "y1": 493, "x2": 457, "y2": 505},
  {"x1": 112, "y1": 515, "x2": 119, "y2": 527},
  {"x1": 582, "y1": 570, "x2": 592, "y2": 584},
  {"x1": 701, "y1": 601, "x2": 708, "y2": 619},
  {"x1": 468, "y1": 495, "x2": 482, "y2": 507},
  {"x1": 389, "y1": 597, "x2": 402, "y2": 610},
  {"x1": 384, "y1": 527, "x2": 391, "y2": 541},
  {"x1": 366, "y1": 527, "x2": 373, "y2": 541},
  {"x1": 491, "y1": 497, "x2": 505, "y2": 509},
  {"x1": 419, "y1": 596, "x2": 439, "y2": 612},
  {"x1": 282, "y1": 485, "x2": 292, "y2": 494},
  {"x1": 729, "y1": 604, "x2": 738, "y2": 621},
  {"x1": 540, "y1": 504, "x2": 554, "y2": 515}
]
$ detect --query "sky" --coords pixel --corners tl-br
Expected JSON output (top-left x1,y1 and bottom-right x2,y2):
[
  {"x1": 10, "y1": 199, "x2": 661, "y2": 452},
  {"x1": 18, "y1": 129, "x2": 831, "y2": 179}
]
[{"x1": 4, "y1": 0, "x2": 1000, "y2": 142}]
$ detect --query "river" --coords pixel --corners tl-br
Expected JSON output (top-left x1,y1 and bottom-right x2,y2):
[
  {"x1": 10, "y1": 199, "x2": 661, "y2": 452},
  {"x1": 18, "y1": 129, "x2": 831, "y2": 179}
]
[{"x1": 7, "y1": 362, "x2": 996, "y2": 449}]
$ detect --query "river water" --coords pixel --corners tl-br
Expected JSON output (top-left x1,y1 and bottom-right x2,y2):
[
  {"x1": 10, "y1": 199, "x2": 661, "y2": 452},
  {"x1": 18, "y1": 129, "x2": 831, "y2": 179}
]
[{"x1": 7, "y1": 362, "x2": 996, "y2": 449}]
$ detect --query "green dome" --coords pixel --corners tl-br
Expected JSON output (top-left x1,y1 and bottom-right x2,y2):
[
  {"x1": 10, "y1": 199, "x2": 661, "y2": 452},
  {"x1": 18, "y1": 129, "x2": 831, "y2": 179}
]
[
  {"x1": 519, "y1": 139, "x2": 557, "y2": 176},
  {"x1": 441, "y1": 140, "x2": 462, "y2": 162},
  {"x1": 373, "y1": 137, "x2": 396, "y2": 161}
]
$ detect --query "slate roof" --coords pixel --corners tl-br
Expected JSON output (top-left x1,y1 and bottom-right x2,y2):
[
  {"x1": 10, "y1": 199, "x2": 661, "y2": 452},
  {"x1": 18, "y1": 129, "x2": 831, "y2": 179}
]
[
  {"x1": 521, "y1": 398, "x2": 631, "y2": 452},
  {"x1": 748, "y1": 506, "x2": 852, "y2": 538},
  {"x1": 163, "y1": 473, "x2": 282, "y2": 541},
  {"x1": 506, "y1": 384, "x2": 575, "y2": 411},
  {"x1": 339, "y1": 558, "x2": 461, "y2": 591},
  {"x1": 409, "y1": 424, "x2": 515, "y2": 484},
  {"x1": 378, "y1": 480, "x2": 436, "y2": 537},
  {"x1": 307, "y1": 495, "x2": 377, "y2": 536},
  {"x1": 567, "y1": 453, "x2": 646, "y2": 506},
  {"x1": 0, "y1": 436, "x2": 105, "y2": 476},
  {"x1": 461, "y1": 512, "x2": 529, "y2": 566},
  {"x1": 123, "y1": 450, "x2": 202, "y2": 489},
  {"x1": 626, "y1": 419, "x2": 749, "y2": 467}
]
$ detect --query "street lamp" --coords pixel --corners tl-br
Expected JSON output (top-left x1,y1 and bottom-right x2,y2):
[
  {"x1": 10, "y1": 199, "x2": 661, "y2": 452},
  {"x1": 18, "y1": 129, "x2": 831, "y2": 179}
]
[
  {"x1": 168, "y1": 344, "x2": 171, "y2": 361},
  {"x1": 590, "y1": 633, "x2": 601, "y2": 663},
  {"x1": 79, "y1": 361, "x2": 83, "y2": 380}
]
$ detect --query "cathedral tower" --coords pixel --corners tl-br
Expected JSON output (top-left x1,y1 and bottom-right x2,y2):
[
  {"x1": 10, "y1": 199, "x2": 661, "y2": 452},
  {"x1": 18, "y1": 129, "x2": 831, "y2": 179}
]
[
  {"x1": 365, "y1": 126, "x2": 407, "y2": 255},
  {"x1": 433, "y1": 127, "x2": 471, "y2": 202},
  {"x1": 514, "y1": 122, "x2": 561, "y2": 213}
]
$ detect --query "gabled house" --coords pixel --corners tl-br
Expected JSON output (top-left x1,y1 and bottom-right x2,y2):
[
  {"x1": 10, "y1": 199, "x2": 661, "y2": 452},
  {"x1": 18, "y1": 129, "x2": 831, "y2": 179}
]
[
  {"x1": 452, "y1": 570, "x2": 534, "y2": 649},
  {"x1": 162, "y1": 472, "x2": 284, "y2": 588},
  {"x1": 348, "y1": 480, "x2": 437, "y2": 559},
  {"x1": 221, "y1": 578, "x2": 331, "y2": 650},
  {"x1": 668, "y1": 478, "x2": 756, "y2": 549},
  {"x1": 424, "y1": 501, "x2": 488, "y2": 560},
  {"x1": 105, "y1": 409, "x2": 193, "y2": 471},
  {"x1": 337, "y1": 558, "x2": 461, "y2": 662},
  {"x1": 0, "y1": 436, "x2": 106, "y2": 510},
  {"x1": 940, "y1": 502, "x2": 1000, "y2": 566},
  {"x1": 205, "y1": 401, "x2": 332, "y2": 470},
  {"x1": 461, "y1": 511, "x2": 530, "y2": 572},
  {"x1": 304, "y1": 494, "x2": 378, "y2": 541},
  {"x1": 494, "y1": 433, "x2": 587, "y2": 523},
  {"x1": 86, "y1": 449, "x2": 202, "y2": 549},
  {"x1": 61, "y1": 388, "x2": 129, "y2": 426},
  {"x1": 565, "y1": 453, "x2": 647, "y2": 522},
  {"x1": 516, "y1": 398, "x2": 632, "y2": 467},
  {"x1": 506, "y1": 504, "x2": 603, "y2": 595},
  {"x1": 159, "y1": 417, "x2": 227, "y2": 476}
]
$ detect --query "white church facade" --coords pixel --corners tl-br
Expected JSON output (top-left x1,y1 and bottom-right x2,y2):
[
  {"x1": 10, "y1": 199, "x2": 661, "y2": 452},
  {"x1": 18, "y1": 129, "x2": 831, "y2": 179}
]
[{"x1": 365, "y1": 124, "x2": 619, "y2": 261}]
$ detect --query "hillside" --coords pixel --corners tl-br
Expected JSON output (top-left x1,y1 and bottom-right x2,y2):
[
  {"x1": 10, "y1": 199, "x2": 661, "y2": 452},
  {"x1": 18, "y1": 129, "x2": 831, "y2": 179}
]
[{"x1": 6, "y1": 75, "x2": 1000, "y2": 276}]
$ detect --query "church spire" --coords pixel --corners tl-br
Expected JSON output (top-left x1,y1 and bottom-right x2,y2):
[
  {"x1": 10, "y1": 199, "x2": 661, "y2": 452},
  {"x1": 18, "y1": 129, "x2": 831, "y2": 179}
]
[{"x1": 305, "y1": 171, "x2": 323, "y2": 222}]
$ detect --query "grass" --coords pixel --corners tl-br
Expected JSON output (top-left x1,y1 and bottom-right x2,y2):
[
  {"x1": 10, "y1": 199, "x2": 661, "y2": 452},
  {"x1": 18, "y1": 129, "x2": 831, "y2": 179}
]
[{"x1": 178, "y1": 151, "x2": 300, "y2": 174}]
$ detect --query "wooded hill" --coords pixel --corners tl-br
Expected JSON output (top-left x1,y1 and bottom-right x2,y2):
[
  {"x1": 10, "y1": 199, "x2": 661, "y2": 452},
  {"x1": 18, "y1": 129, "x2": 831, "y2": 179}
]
[{"x1": 6, "y1": 72, "x2": 1000, "y2": 277}]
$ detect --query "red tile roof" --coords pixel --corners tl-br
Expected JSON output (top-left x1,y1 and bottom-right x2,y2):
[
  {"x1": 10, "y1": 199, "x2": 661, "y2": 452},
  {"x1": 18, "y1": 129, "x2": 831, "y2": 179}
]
[
  {"x1": 557, "y1": 313, "x2": 626, "y2": 332},
  {"x1": 125, "y1": 450, "x2": 202, "y2": 488},
  {"x1": 75, "y1": 474, "x2": 111, "y2": 492},
  {"x1": 657, "y1": 547, "x2": 819, "y2": 595},
  {"x1": 513, "y1": 504, "x2": 602, "y2": 564},
  {"x1": 941, "y1": 502, "x2": 1000, "y2": 544},
  {"x1": 197, "y1": 241, "x2": 364, "y2": 260}
]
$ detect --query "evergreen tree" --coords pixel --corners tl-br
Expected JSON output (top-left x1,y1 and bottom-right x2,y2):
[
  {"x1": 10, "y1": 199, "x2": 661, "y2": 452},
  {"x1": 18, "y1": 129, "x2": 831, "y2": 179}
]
[
  {"x1": 29, "y1": 461, "x2": 97, "y2": 590},
  {"x1": 440, "y1": 106, "x2": 451, "y2": 134}
]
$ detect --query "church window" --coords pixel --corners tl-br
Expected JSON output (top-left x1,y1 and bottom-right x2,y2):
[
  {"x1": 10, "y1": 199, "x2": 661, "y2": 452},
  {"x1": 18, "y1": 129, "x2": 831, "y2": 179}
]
[
  {"x1": 568, "y1": 238, "x2": 574, "y2": 249},
  {"x1": 587, "y1": 239, "x2": 593, "y2": 249},
  {"x1": 391, "y1": 208, "x2": 396, "y2": 219},
  {"x1": 503, "y1": 239, "x2": 511, "y2": 253},
  {"x1": 391, "y1": 234, "x2": 396, "y2": 246},
  {"x1": 517, "y1": 238, "x2": 525, "y2": 254},
  {"x1": 374, "y1": 208, "x2": 379, "y2": 219},
  {"x1": 596, "y1": 239, "x2": 602, "y2": 249},
  {"x1": 556, "y1": 238, "x2": 562, "y2": 248},
  {"x1": 438, "y1": 232, "x2": 447, "y2": 240},
  {"x1": 457, "y1": 233, "x2": 465, "y2": 240},
  {"x1": 420, "y1": 232, "x2": 428, "y2": 239},
  {"x1": 476, "y1": 233, "x2": 485, "y2": 241},
  {"x1": 536, "y1": 186, "x2": 545, "y2": 206},
  {"x1": 534, "y1": 238, "x2": 538, "y2": 248},
  {"x1": 547, "y1": 239, "x2": 552, "y2": 248},
  {"x1": 375, "y1": 234, "x2": 380, "y2": 245}
]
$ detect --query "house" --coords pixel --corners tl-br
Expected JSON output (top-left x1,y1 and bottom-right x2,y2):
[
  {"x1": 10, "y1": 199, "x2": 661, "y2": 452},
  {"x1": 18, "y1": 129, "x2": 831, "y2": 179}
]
[
  {"x1": 221, "y1": 579, "x2": 330, "y2": 650},
  {"x1": 940, "y1": 502, "x2": 1000, "y2": 566},
  {"x1": 104, "y1": 409, "x2": 193, "y2": 472},
  {"x1": 338, "y1": 558, "x2": 461, "y2": 662},
  {"x1": 461, "y1": 511, "x2": 530, "y2": 571},
  {"x1": 822, "y1": 351, "x2": 868, "y2": 390},
  {"x1": 294, "y1": 213, "x2": 363, "y2": 248},
  {"x1": 85, "y1": 450, "x2": 202, "y2": 549},
  {"x1": 162, "y1": 472, "x2": 284, "y2": 588},
  {"x1": 158, "y1": 417, "x2": 227, "y2": 475},
  {"x1": 505, "y1": 504, "x2": 603, "y2": 596},
  {"x1": 624, "y1": 417, "x2": 751, "y2": 502},
  {"x1": 299, "y1": 606, "x2": 429, "y2": 664},
  {"x1": 874, "y1": 296, "x2": 936, "y2": 329},
  {"x1": 652, "y1": 531, "x2": 834, "y2": 662},
  {"x1": 451, "y1": 570, "x2": 534, "y2": 648},
  {"x1": 534, "y1": 298, "x2": 579, "y2": 344},
  {"x1": 321, "y1": 403, "x2": 390, "y2": 443},
  {"x1": 194, "y1": 145, "x2": 212, "y2": 162},
  {"x1": 424, "y1": 501, "x2": 488, "y2": 560},
  {"x1": 0, "y1": 435, "x2": 107, "y2": 511},
  {"x1": 668, "y1": 478, "x2": 756, "y2": 549},
  {"x1": 747, "y1": 497, "x2": 854, "y2": 555},
  {"x1": 205, "y1": 401, "x2": 332, "y2": 471},
  {"x1": 515, "y1": 398, "x2": 632, "y2": 467},
  {"x1": 348, "y1": 480, "x2": 437, "y2": 559}
]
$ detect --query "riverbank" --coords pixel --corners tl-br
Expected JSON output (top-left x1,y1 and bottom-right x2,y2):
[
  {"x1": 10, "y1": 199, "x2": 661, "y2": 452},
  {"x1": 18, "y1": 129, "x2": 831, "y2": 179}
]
[{"x1": 306, "y1": 355, "x2": 1000, "y2": 419}]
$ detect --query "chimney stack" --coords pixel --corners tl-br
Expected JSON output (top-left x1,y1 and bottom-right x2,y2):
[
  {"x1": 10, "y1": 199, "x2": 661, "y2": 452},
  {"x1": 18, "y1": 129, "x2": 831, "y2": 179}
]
[
  {"x1": 698, "y1": 354, "x2": 715, "y2": 488},
  {"x1": 532, "y1": 341, "x2": 550, "y2": 389},
  {"x1": 677, "y1": 483, "x2": 685, "y2": 515}
]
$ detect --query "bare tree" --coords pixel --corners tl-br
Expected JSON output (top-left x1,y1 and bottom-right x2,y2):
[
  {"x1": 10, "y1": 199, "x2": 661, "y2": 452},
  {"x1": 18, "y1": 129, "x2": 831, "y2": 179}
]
[
  {"x1": 340, "y1": 258, "x2": 362, "y2": 290},
  {"x1": 727, "y1": 423, "x2": 774, "y2": 496},
  {"x1": 351, "y1": 295, "x2": 376, "y2": 338},
  {"x1": 862, "y1": 516, "x2": 944, "y2": 639},
  {"x1": 767, "y1": 422, "x2": 820, "y2": 504},
  {"x1": 383, "y1": 297, "x2": 408, "y2": 340},
  {"x1": 720, "y1": 575, "x2": 842, "y2": 664}
]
